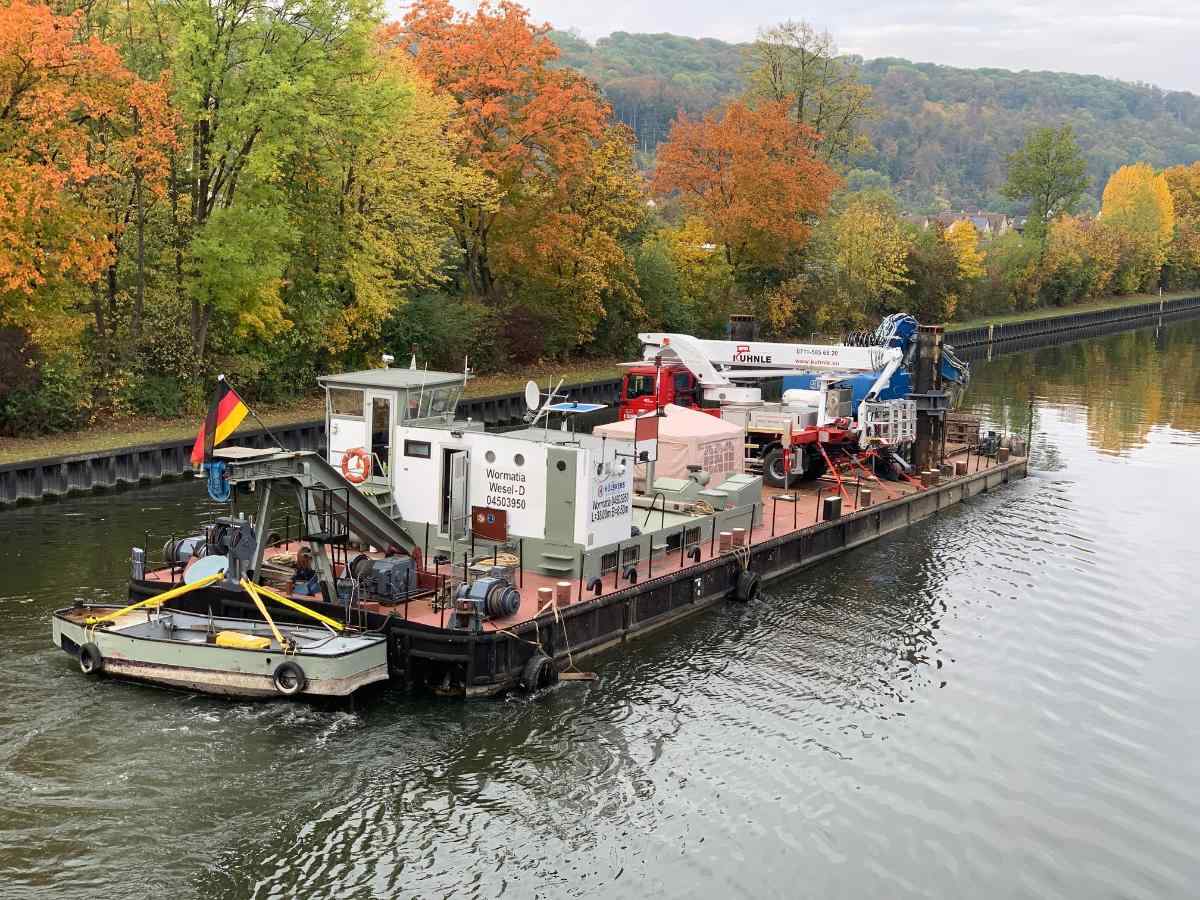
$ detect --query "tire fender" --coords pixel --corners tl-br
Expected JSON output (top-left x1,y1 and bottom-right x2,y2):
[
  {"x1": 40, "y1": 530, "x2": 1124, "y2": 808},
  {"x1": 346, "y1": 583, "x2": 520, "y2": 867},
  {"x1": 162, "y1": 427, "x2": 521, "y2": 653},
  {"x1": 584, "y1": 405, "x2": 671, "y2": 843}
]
[
  {"x1": 520, "y1": 653, "x2": 558, "y2": 693},
  {"x1": 734, "y1": 570, "x2": 761, "y2": 603},
  {"x1": 272, "y1": 661, "x2": 307, "y2": 696},
  {"x1": 79, "y1": 642, "x2": 104, "y2": 675}
]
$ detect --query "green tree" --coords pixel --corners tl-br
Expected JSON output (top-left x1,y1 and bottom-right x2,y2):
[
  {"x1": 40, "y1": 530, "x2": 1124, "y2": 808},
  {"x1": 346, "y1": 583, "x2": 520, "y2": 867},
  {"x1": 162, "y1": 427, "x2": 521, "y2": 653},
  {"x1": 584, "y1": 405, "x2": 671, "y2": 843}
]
[
  {"x1": 904, "y1": 226, "x2": 961, "y2": 323},
  {"x1": 743, "y1": 20, "x2": 872, "y2": 163},
  {"x1": 1002, "y1": 125, "x2": 1090, "y2": 242}
]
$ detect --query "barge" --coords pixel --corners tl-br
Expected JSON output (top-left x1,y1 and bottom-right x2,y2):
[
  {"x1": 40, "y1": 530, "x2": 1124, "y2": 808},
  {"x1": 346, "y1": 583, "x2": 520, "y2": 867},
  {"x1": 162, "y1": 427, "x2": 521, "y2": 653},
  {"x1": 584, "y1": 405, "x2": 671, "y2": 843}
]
[{"x1": 58, "y1": 322, "x2": 1028, "y2": 698}]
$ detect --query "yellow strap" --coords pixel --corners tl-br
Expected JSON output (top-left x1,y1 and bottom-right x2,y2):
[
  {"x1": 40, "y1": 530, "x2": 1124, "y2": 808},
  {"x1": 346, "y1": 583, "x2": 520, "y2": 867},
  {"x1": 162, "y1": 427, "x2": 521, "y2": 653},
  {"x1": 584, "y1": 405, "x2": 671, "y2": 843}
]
[
  {"x1": 85, "y1": 572, "x2": 224, "y2": 625},
  {"x1": 240, "y1": 579, "x2": 289, "y2": 651},
  {"x1": 253, "y1": 582, "x2": 344, "y2": 632}
]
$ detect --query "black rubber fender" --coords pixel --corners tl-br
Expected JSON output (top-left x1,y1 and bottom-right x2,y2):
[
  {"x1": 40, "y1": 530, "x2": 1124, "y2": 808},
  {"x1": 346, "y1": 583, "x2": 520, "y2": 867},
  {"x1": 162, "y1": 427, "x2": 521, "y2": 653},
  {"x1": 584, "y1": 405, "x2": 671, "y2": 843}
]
[
  {"x1": 272, "y1": 661, "x2": 307, "y2": 696},
  {"x1": 735, "y1": 570, "x2": 761, "y2": 603},
  {"x1": 78, "y1": 642, "x2": 104, "y2": 675},
  {"x1": 520, "y1": 653, "x2": 559, "y2": 692}
]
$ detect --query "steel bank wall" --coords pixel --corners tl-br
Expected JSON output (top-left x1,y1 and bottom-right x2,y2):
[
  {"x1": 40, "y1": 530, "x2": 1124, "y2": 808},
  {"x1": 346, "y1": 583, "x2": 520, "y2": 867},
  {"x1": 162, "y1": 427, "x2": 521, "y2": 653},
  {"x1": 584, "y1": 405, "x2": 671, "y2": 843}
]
[{"x1": 2, "y1": 294, "x2": 1198, "y2": 507}]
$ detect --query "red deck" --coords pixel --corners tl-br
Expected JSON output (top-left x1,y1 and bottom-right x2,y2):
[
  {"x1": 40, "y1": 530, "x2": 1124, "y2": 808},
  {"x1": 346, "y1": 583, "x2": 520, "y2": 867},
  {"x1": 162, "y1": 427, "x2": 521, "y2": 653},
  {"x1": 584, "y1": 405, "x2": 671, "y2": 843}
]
[{"x1": 146, "y1": 447, "x2": 1006, "y2": 634}]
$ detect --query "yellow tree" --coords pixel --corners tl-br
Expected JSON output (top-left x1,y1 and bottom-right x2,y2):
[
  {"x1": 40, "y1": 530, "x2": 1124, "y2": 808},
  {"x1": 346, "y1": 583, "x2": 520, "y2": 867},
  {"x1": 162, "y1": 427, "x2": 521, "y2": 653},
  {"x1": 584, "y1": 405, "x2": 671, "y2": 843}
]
[
  {"x1": 318, "y1": 49, "x2": 495, "y2": 354},
  {"x1": 1163, "y1": 162, "x2": 1200, "y2": 285},
  {"x1": 831, "y1": 194, "x2": 911, "y2": 323},
  {"x1": 1041, "y1": 215, "x2": 1120, "y2": 304},
  {"x1": 658, "y1": 216, "x2": 735, "y2": 332},
  {"x1": 945, "y1": 220, "x2": 986, "y2": 280},
  {"x1": 1101, "y1": 162, "x2": 1175, "y2": 292}
]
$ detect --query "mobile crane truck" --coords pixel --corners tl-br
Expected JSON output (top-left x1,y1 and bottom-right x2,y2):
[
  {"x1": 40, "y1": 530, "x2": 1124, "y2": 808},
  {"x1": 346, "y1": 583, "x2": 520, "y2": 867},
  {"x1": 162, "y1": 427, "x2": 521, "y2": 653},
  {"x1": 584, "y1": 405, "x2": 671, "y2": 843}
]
[{"x1": 618, "y1": 314, "x2": 970, "y2": 487}]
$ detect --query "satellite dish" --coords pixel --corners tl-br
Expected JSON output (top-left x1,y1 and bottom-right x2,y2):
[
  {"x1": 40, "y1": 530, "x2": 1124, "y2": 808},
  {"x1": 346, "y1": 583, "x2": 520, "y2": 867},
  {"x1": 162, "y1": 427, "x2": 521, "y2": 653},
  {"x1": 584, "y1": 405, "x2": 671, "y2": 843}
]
[
  {"x1": 184, "y1": 554, "x2": 227, "y2": 585},
  {"x1": 524, "y1": 380, "x2": 540, "y2": 411}
]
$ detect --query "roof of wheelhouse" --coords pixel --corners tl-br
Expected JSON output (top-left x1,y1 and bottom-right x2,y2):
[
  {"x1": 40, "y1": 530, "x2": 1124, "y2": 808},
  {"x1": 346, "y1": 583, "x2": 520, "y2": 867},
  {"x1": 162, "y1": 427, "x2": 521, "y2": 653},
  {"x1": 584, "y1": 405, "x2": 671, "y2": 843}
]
[{"x1": 318, "y1": 368, "x2": 465, "y2": 391}]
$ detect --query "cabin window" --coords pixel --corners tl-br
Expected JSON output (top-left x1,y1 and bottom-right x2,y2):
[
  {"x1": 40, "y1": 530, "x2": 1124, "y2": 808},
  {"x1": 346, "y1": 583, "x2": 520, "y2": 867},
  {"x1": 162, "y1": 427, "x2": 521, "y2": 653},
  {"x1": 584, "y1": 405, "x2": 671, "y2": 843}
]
[
  {"x1": 621, "y1": 545, "x2": 640, "y2": 568},
  {"x1": 514, "y1": 453, "x2": 525, "y2": 466},
  {"x1": 600, "y1": 550, "x2": 618, "y2": 574},
  {"x1": 428, "y1": 386, "x2": 456, "y2": 415},
  {"x1": 672, "y1": 372, "x2": 692, "y2": 405},
  {"x1": 415, "y1": 385, "x2": 461, "y2": 418},
  {"x1": 625, "y1": 374, "x2": 656, "y2": 399},
  {"x1": 329, "y1": 388, "x2": 363, "y2": 417},
  {"x1": 404, "y1": 440, "x2": 432, "y2": 459}
]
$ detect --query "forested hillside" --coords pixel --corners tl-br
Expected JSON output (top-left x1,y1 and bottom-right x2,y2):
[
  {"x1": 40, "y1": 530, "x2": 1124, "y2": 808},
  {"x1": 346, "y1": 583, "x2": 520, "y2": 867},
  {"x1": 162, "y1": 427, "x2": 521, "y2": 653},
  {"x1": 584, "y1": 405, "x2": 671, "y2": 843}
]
[{"x1": 552, "y1": 31, "x2": 1200, "y2": 211}]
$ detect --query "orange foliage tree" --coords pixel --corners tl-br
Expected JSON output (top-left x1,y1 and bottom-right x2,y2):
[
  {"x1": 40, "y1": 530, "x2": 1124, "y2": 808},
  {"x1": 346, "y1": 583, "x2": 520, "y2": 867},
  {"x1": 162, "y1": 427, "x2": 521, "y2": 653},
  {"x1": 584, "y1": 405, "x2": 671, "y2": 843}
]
[
  {"x1": 652, "y1": 99, "x2": 838, "y2": 273},
  {"x1": 0, "y1": 0, "x2": 173, "y2": 336},
  {"x1": 395, "y1": 0, "x2": 613, "y2": 307}
]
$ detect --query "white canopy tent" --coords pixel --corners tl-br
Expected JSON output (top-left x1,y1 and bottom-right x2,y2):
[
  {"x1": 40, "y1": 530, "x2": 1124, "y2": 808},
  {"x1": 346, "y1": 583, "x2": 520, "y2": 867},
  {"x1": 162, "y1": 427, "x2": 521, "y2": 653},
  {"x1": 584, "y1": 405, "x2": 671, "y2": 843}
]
[{"x1": 593, "y1": 405, "x2": 744, "y2": 487}]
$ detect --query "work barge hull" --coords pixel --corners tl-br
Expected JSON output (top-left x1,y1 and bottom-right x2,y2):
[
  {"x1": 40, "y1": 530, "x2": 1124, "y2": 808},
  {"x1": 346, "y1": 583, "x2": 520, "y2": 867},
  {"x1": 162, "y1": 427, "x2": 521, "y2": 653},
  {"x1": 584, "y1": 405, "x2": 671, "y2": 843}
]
[{"x1": 131, "y1": 455, "x2": 1027, "y2": 697}]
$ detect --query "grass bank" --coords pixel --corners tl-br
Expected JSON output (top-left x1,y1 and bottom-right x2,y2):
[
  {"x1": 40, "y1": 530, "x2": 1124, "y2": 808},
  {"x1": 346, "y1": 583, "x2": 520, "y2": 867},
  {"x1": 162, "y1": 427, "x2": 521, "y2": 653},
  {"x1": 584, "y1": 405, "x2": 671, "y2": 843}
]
[
  {"x1": 2, "y1": 290, "x2": 1195, "y2": 467},
  {"x1": 947, "y1": 291, "x2": 1187, "y2": 332},
  {"x1": 0, "y1": 360, "x2": 624, "y2": 467}
]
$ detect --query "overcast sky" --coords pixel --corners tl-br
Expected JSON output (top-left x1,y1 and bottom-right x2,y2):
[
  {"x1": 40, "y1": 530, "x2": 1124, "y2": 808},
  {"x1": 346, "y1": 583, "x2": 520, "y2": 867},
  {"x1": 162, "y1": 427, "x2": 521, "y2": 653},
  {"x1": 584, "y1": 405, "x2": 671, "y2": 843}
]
[{"x1": 498, "y1": 1, "x2": 1200, "y2": 94}]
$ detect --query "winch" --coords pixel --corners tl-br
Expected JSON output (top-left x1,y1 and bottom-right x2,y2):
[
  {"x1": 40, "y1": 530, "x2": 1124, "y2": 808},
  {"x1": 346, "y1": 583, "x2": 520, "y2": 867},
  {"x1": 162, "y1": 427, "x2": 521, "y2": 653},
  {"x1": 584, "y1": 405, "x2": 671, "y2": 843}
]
[{"x1": 450, "y1": 572, "x2": 521, "y2": 630}]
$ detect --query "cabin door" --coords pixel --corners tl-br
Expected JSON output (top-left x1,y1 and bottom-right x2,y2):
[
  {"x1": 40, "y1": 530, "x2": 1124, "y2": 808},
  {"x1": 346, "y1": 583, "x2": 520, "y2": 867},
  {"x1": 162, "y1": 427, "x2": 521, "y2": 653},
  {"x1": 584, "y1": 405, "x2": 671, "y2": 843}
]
[
  {"x1": 328, "y1": 388, "x2": 367, "y2": 470},
  {"x1": 365, "y1": 392, "x2": 394, "y2": 482},
  {"x1": 441, "y1": 449, "x2": 470, "y2": 540}
]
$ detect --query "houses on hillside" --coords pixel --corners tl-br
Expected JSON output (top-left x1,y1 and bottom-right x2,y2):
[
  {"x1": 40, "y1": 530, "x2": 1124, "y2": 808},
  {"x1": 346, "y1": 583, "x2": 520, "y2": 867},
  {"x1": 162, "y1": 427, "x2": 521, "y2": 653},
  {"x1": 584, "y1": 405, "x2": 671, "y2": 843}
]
[{"x1": 905, "y1": 210, "x2": 1026, "y2": 236}]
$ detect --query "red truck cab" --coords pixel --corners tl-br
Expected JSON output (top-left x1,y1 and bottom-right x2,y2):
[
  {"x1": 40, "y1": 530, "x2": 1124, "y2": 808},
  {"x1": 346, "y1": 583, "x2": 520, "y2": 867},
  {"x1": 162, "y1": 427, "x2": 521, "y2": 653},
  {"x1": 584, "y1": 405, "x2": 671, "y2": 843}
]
[{"x1": 619, "y1": 365, "x2": 702, "y2": 420}]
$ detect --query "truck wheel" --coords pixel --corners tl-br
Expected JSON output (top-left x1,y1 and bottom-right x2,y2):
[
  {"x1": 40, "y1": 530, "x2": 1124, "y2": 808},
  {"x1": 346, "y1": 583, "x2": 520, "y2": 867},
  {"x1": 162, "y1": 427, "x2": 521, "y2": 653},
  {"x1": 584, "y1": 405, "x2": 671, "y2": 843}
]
[
  {"x1": 801, "y1": 448, "x2": 827, "y2": 481},
  {"x1": 763, "y1": 448, "x2": 788, "y2": 488}
]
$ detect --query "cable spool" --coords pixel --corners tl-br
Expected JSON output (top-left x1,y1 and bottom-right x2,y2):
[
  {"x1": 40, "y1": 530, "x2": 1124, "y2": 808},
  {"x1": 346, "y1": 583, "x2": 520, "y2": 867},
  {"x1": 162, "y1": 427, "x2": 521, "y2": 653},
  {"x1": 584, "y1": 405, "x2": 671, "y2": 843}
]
[
  {"x1": 455, "y1": 576, "x2": 521, "y2": 618},
  {"x1": 162, "y1": 535, "x2": 206, "y2": 566}
]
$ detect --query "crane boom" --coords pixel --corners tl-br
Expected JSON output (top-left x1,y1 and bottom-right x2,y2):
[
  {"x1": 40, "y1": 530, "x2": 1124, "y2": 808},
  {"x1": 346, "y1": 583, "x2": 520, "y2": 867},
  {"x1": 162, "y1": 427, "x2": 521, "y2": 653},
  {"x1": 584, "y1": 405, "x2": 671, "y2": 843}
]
[{"x1": 638, "y1": 333, "x2": 898, "y2": 388}]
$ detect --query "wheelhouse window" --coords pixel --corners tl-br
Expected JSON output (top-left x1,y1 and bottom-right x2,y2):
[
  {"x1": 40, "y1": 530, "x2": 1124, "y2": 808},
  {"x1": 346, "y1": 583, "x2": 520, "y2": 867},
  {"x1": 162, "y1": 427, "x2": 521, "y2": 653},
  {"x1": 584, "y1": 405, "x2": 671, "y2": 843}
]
[{"x1": 329, "y1": 388, "x2": 363, "y2": 417}]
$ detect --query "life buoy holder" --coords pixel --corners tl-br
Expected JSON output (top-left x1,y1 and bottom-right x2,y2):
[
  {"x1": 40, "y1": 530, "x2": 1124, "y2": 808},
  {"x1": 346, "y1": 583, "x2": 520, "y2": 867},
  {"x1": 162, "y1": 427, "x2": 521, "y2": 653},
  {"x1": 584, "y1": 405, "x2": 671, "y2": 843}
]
[{"x1": 340, "y1": 447, "x2": 371, "y2": 484}]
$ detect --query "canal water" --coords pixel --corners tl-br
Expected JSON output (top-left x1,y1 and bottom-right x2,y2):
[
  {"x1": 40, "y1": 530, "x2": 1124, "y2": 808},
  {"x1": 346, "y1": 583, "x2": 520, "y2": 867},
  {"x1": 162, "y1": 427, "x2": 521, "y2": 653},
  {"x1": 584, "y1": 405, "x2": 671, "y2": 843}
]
[{"x1": 2, "y1": 319, "x2": 1198, "y2": 899}]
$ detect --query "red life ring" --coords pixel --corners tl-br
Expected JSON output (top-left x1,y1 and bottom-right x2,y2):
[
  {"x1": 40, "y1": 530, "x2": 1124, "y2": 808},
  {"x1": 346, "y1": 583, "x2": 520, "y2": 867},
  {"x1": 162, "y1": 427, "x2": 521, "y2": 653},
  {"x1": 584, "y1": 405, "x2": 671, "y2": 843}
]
[{"x1": 340, "y1": 447, "x2": 372, "y2": 484}]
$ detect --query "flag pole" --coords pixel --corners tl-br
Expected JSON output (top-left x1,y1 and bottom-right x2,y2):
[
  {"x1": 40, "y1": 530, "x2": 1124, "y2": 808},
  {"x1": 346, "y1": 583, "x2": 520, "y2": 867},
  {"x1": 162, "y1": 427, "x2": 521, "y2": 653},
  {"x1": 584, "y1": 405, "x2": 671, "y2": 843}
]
[{"x1": 219, "y1": 374, "x2": 288, "y2": 453}]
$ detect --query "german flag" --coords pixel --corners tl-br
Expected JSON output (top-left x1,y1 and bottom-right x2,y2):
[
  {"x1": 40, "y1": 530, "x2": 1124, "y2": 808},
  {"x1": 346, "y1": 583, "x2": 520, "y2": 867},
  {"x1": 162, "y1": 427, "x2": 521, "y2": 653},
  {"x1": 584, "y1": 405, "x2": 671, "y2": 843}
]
[{"x1": 190, "y1": 377, "x2": 249, "y2": 465}]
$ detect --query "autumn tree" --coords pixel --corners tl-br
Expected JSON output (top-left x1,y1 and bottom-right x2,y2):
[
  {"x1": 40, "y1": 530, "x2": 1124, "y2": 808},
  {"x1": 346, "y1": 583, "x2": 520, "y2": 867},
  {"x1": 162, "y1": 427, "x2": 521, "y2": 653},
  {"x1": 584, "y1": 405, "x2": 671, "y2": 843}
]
[
  {"x1": 1163, "y1": 162, "x2": 1200, "y2": 287},
  {"x1": 398, "y1": 1, "x2": 614, "y2": 309},
  {"x1": 945, "y1": 220, "x2": 986, "y2": 281},
  {"x1": 744, "y1": 20, "x2": 872, "y2": 163},
  {"x1": 163, "y1": 0, "x2": 388, "y2": 360},
  {"x1": 0, "y1": 0, "x2": 173, "y2": 342},
  {"x1": 904, "y1": 226, "x2": 962, "y2": 324},
  {"x1": 284, "y1": 42, "x2": 488, "y2": 356},
  {"x1": 1003, "y1": 125, "x2": 1090, "y2": 242},
  {"x1": 829, "y1": 193, "x2": 911, "y2": 323},
  {"x1": 653, "y1": 99, "x2": 838, "y2": 275},
  {"x1": 1101, "y1": 162, "x2": 1175, "y2": 292},
  {"x1": 653, "y1": 217, "x2": 736, "y2": 335},
  {"x1": 1039, "y1": 216, "x2": 1120, "y2": 305}
]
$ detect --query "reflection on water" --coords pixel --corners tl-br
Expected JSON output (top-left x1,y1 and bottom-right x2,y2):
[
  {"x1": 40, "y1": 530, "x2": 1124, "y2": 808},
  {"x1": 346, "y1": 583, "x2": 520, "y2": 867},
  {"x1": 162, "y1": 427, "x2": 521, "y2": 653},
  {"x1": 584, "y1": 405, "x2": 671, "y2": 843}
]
[
  {"x1": 966, "y1": 318, "x2": 1200, "y2": 458},
  {"x1": 1, "y1": 319, "x2": 1199, "y2": 899}
]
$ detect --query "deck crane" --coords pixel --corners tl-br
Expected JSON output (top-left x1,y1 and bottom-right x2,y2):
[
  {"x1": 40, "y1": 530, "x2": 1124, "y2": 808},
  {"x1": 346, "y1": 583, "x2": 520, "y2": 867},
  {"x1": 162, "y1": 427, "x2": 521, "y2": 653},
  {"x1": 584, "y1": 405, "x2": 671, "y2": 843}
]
[{"x1": 620, "y1": 315, "x2": 967, "y2": 487}]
